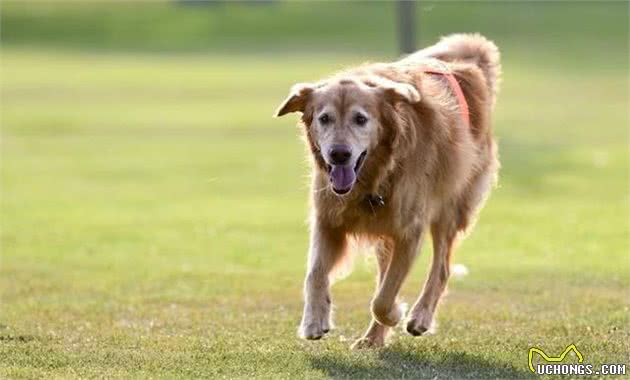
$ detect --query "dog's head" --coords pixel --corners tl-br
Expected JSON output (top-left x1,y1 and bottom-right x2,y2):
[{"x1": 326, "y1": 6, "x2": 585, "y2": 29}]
[{"x1": 275, "y1": 76, "x2": 421, "y2": 195}]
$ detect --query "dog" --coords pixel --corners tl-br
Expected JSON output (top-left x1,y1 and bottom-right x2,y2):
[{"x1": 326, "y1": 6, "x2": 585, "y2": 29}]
[{"x1": 274, "y1": 34, "x2": 501, "y2": 349}]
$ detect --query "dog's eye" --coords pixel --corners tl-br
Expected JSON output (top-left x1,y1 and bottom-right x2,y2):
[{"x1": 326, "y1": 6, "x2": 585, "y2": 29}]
[
  {"x1": 354, "y1": 113, "x2": 368, "y2": 126},
  {"x1": 318, "y1": 113, "x2": 331, "y2": 124}
]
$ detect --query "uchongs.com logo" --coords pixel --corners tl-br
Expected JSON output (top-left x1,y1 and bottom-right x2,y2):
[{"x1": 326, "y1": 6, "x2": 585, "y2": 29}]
[{"x1": 528, "y1": 344, "x2": 626, "y2": 376}]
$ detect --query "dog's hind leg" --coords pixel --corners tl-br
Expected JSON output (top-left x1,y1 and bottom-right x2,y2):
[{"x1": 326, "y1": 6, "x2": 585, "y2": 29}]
[
  {"x1": 299, "y1": 222, "x2": 347, "y2": 340},
  {"x1": 351, "y1": 238, "x2": 393, "y2": 349},
  {"x1": 371, "y1": 228, "x2": 425, "y2": 328},
  {"x1": 406, "y1": 214, "x2": 458, "y2": 336}
]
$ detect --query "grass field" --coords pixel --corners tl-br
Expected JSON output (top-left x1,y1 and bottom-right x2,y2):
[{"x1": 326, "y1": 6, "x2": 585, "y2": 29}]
[{"x1": 1, "y1": 1, "x2": 629, "y2": 379}]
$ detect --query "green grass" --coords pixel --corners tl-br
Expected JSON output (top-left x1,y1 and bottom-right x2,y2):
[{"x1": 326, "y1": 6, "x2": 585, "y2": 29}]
[{"x1": 1, "y1": 1, "x2": 629, "y2": 379}]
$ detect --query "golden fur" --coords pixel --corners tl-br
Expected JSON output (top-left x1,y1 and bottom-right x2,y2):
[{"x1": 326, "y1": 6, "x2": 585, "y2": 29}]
[{"x1": 275, "y1": 34, "x2": 501, "y2": 349}]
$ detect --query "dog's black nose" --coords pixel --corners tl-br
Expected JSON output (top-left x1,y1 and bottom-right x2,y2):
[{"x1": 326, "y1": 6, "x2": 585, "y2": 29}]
[{"x1": 328, "y1": 144, "x2": 352, "y2": 165}]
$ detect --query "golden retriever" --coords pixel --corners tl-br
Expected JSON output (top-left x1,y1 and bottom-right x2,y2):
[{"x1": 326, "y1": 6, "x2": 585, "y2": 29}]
[{"x1": 275, "y1": 34, "x2": 501, "y2": 349}]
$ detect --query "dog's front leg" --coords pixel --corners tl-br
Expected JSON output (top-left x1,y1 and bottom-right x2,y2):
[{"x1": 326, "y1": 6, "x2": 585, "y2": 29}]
[
  {"x1": 406, "y1": 218, "x2": 457, "y2": 336},
  {"x1": 371, "y1": 229, "x2": 424, "y2": 327},
  {"x1": 299, "y1": 222, "x2": 346, "y2": 340},
  {"x1": 352, "y1": 239, "x2": 393, "y2": 349}
]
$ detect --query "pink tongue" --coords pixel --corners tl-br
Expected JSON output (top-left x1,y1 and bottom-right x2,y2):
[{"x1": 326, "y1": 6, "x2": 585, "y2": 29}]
[{"x1": 330, "y1": 165, "x2": 356, "y2": 191}]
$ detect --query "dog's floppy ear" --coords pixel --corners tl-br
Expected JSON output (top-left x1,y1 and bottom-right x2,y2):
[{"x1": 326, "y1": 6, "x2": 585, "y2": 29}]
[
  {"x1": 274, "y1": 83, "x2": 315, "y2": 117},
  {"x1": 371, "y1": 77, "x2": 421, "y2": 104}
]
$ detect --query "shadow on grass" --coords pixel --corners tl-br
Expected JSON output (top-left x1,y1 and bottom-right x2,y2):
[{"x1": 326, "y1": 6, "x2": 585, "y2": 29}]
[
  {"x1": 308, "y1": 344, "x2": 534, "y2": 379},
  {"x1": 0, "y1": 334, "x2": 37, "y2": 343}
]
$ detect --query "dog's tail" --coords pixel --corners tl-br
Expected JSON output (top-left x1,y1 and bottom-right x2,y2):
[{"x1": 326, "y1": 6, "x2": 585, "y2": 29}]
[{"x1": 416, "y1": 33, "x2": 501, "y2": 104}]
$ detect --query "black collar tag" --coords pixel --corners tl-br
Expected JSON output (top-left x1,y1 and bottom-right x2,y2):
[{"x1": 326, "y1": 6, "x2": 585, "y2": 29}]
[{"x1": 365, "y1": 194, "x2": 385, "y2": 210}]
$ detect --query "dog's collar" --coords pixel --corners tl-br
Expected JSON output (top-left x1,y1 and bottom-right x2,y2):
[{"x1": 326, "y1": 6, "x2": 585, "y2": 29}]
[
  {"x1": 423, "y1": 67, "x2": 470, "y2": 127},
  {"x1": 365, "y1": 193, "x2": 385, "y2": 213}
]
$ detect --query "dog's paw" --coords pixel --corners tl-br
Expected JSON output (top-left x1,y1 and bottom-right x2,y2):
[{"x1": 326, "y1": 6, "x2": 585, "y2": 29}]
[
  {"x1": 299, "y1": 322, "x2": 329, "y2": 340},
  {"x1": 371, "y1": 301, "x2": 407, "y2": 327},
  {"x1": 351, "y1": 335, "x2": 386, "y2": 350},
  {"x1": 405, "y1": 309, "x2": 435, "y2": 336},
  {"x1": 298, "y1": 315, "x2": 331, "y2": 340}
]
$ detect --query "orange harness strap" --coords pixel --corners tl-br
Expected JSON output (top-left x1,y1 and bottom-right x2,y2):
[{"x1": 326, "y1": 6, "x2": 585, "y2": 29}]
[{"x1": 423, "y1": 68, "x2": 470, "y2": 127}]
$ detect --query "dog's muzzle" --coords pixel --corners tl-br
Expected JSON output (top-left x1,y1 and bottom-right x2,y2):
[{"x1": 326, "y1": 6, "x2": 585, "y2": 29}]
[{"x1": 327, "y1": 149, "x2": 367, "y2": 195}]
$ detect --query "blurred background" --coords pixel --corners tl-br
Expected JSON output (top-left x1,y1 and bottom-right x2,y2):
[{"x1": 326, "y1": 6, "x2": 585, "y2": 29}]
[{"x1": 1, "y1": 1, "x2": 628, "y2": 378}]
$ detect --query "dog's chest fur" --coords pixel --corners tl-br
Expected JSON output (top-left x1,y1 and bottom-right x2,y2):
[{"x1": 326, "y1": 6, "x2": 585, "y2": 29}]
[{"x1": 312, "y1": 168, "x2": 431, "y2": 237}]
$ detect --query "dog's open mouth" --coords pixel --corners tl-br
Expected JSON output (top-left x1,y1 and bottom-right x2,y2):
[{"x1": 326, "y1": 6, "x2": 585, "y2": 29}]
[{"x1": 328, "y1": 150, "x2": 367, "y2": 195}]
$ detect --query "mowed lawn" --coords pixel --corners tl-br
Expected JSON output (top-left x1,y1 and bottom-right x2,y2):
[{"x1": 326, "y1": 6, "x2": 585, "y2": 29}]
[{"x1": 1, "y1": 4, "x2": 629, "y2": 380}]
